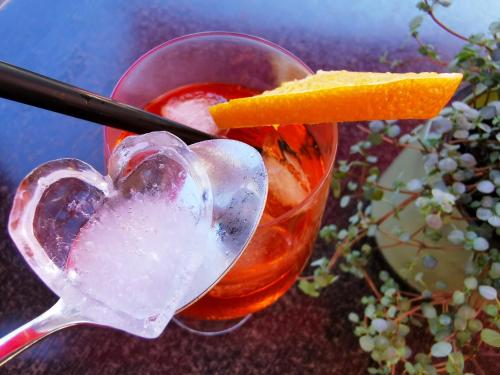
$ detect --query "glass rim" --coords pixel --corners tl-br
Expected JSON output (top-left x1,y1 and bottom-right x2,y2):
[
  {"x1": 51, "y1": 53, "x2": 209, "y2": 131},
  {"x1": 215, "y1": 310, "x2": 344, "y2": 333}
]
[{"x1": 108, "y1": 31, "x2": 338, "y2": 228}]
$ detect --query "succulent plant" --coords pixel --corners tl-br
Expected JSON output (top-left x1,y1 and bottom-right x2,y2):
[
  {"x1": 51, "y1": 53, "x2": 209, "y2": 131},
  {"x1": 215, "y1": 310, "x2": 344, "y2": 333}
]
[{"x1": 300, "y1": 1, "x2": 500, "y2": 373}]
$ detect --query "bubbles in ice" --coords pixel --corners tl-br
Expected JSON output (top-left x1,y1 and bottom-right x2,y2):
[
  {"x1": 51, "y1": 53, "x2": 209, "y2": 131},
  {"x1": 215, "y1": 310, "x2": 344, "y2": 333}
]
[{"x1": 65, "y1": 192, "x2": 210, "y2": 335}]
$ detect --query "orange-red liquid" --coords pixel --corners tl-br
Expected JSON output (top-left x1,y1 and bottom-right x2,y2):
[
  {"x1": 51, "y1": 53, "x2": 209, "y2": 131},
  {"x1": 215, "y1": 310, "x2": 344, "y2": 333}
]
[{"x1": 107, "y1": 83, "x2": 329, "y2": 320}]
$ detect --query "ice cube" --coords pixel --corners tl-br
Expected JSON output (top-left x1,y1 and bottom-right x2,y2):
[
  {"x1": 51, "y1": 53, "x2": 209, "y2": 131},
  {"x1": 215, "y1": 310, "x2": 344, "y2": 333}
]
[
  {"x1": 33, "y1": 177, "x2": 104, "y2": 269},
  {"x1": 65, "y1": 192, "x2": 210, "y2": 337},
  {"x1": 161, "y1": 92, "x2": 226, "y2": 135},
  {"x1": 264, "y1": 151, "x2": 310, "y2": 217}
]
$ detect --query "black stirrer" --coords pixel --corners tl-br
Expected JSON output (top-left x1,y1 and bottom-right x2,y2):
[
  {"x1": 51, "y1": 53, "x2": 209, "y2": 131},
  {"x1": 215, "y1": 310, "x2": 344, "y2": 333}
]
[{"x1": 0, "y1": 61, "x2": 216, "y2": 144}]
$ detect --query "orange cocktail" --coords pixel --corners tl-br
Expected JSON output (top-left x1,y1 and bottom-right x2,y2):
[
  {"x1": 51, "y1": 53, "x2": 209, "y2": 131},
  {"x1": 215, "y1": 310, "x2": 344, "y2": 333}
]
[{"x1": 105, "y1": 32, "x2": 337, "y2": 322}]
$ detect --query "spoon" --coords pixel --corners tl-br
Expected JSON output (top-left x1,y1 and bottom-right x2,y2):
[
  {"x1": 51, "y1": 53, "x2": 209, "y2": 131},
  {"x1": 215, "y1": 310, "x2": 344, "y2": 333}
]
[{"x1": 0, "y1": 129, "x2": 267, "y2": 363}]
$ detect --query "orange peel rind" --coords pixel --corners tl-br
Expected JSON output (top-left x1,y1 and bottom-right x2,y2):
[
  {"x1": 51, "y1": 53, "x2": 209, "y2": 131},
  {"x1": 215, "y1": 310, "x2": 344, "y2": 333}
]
[{"x1": 209, "y1": 70, "x2": 463, "y2": 129}]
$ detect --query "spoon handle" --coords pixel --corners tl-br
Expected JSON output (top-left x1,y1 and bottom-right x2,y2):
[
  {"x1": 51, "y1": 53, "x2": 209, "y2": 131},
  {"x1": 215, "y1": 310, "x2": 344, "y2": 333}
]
[
  {"x1": 0, "y1": 60, "x2": 215, "y2": 144},
  {"x1": 0, "y1": 299, "x2": 85, "y2": 366}
]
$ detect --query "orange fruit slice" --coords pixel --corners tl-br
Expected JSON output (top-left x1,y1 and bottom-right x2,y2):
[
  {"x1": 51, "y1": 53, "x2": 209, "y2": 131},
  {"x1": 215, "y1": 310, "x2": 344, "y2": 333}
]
[{"x1": 209, "y1": 70, "x2": 463, "y2": 129}]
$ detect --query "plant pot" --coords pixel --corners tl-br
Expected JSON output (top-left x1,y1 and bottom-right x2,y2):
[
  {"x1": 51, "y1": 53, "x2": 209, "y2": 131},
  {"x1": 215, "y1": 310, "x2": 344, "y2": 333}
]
[
  {"x1": 372, "y1": 85, "x2": 500, "y2": 292},
  {"x1": 372, "y1": 147, "x2": 470, "y2": 292}
]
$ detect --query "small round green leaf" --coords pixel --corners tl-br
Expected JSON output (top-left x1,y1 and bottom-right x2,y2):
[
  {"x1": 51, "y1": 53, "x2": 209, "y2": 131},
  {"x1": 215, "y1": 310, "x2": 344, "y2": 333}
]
[
  {"x1": 431, "y1": 341, "x2": 452, "y2": 358},
  {"x1": 481, "y1": 328, "x2": 500, "y2": 348},
  {"x1": 359, "y1": 335, "x2": 375, "y2": 352}
]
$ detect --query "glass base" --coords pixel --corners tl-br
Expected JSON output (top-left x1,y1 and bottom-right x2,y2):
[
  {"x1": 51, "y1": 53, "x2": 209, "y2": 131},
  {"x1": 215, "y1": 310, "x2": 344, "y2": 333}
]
[{"x1": 173, "y1": 314, "x2": 252, "y2": 336}]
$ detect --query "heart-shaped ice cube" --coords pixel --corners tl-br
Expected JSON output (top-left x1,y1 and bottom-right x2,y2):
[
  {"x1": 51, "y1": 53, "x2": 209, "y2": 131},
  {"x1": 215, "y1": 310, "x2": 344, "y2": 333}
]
[{"x1": 7, "y1": 131, "x2": 267, "y2": 339}]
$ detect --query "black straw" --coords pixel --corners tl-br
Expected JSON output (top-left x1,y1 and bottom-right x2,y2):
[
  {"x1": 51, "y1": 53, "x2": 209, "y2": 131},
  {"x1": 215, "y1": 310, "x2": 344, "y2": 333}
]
[{"x1": 0, "y1": 61, "x2": 216, "y2": 144}]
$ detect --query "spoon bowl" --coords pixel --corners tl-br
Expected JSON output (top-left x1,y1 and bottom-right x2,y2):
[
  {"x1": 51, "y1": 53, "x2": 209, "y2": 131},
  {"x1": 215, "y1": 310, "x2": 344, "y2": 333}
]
[{"x1": 0, "y1": 131, "x2": 267, "y2": 364}]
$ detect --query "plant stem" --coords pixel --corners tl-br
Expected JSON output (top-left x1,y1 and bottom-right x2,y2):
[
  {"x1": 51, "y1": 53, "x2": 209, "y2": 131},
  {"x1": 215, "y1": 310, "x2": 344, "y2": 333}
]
[
  {"x1": 472, "y1": 358, "x2": 486, "y2": 375},
  {"x1": 377, "y1": 227, "x2": 435, "y2": 251},
  {"x1": 414, "y1": 56, "x2": 449, "y2": 67},
  {"x1": 326, "y1": 193, "x2": 418, "y2": 273},
  {"x1": 423, "y1": 0, "x2": 469, "y2": 43},
  {"x1": 377, "y1": 226, "x2": 451, "y2": 251},
  {"x1": 379, "y1": 241, "x2": 414, "y2": 250},
  {"x1": 434, "y1": 361, "x2": 448, "y2": 369},
  {"x1": 410, "y1": 225, "x2": 425, "y2": 239},
  {"x1": 478, "y1": 352, "x2": 500, "y2": 357},
  {"x1": 447, "y1": 139, "x2": 499, "y2": 145},
  {"x1": 409, "y1": 295, "x2": 428, "y2": 303},
  {"x1": 327, "y1": 230, "x2": 367, "y2": 271},
  {"x1": 390, "y1": 56, "x2": 449, "y2": 68},
  {"x1": 450, "y1": 215, "x2": 474, "y2": 221},
  {"x1": 326, "y1": 193, "x2": 419, "y2": 280},
  {"x1": 443, "y1": 332, "x2": 456, "y2": 342},
  {"x1": 473, "y1": 300, "x2": 486, "y2": 319},
  {"x1": 356, "y1": 125, "x2": 424, "y2": 151},
  {"x1": 363, "y1": 270, "x2": 382, "y2": 299},
  {"x1": 474, "y1": 165, "x2": 496, "y2": 173},
  {"x1": 375, "y1": 194, "x2": 419, "y2": 226},
  {"x1": 424, "y1": 0, "x2": 494, "y2": 53},
  {"x1": 400, "y1": 290, "x2": 420, "y2": 297},
  {"x1": 395, "y1": 305, "x2": 421, "y2": 323},
  {"x1": 373, "y1": 183, "x2": 417, "y2": 196},
  {"x1": 298, "y1": 275, "x2": 315, "y2": 281}
]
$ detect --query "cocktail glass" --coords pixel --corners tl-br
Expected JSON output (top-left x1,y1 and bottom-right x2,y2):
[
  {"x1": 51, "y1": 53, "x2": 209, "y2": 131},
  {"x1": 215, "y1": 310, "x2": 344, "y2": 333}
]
[{"x1": 105, "y1": 32, "x2": 338, "y2": 335}]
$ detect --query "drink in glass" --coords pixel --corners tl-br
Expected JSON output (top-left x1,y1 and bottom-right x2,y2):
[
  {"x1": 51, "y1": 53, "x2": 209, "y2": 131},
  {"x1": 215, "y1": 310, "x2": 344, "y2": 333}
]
[{"x1": 104, "y1": 32, "x2": 338, "y2": 331}]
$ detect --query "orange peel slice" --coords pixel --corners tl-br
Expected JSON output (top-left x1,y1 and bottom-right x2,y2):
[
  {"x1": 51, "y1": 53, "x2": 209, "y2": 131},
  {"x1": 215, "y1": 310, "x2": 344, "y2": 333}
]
[{"x1": 209, "y1": 70, "x2": 463, "y2": 129}]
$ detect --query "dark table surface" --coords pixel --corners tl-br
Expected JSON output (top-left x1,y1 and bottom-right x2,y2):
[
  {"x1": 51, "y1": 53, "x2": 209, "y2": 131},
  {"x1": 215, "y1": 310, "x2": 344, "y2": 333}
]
[{"x1": 0, "y1": 1, "x2": 499, "y2": 374}]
